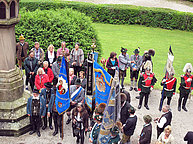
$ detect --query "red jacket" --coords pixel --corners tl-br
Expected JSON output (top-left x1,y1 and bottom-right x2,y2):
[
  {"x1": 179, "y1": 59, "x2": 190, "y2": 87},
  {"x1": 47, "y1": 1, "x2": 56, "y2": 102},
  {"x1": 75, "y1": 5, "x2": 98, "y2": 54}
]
[
  {"x1": 43, "y1": 67, "x2": 54, "y2": 83},
  {"x1": 35, "y1": 74, "x2": 49, "y2": 90}
]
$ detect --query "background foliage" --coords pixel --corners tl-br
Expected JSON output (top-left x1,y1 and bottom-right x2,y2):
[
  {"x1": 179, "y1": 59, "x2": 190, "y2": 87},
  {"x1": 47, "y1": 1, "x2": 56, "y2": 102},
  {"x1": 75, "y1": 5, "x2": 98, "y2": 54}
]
[
  {"x1": 19, "y1": 1, "x2": 193, "y2": 31},
  {"x1": 15, "y1": 8, "x2": 101, "y2": 57}
]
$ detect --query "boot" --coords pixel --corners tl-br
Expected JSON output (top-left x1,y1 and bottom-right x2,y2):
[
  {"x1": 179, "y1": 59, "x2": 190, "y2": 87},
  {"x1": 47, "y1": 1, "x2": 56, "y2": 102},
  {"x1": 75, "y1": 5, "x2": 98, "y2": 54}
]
[
  {"x1": 59, "y1": 127, "x2": 62, "y2": 138},
  {"x1": 178, "y1": 98, "x2": 182, "y2": 112},
  {"x1": 182, "y1": 106, "x2": 188, "y2": 112}
]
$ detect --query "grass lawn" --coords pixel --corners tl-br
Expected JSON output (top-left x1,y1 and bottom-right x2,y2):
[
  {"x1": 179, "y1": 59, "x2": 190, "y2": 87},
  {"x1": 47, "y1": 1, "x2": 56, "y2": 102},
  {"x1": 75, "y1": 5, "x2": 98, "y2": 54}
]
[{"x1": 93, "y1": 23, "x2": 193, "y2": 92}]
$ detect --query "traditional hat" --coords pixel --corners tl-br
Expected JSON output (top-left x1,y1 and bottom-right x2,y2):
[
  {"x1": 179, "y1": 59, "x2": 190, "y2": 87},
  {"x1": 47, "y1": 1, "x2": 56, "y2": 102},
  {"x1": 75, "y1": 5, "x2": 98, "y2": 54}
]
[
  {"x1": 121, "y1": 47, "x2": 127, "y2": 53},
  {"x1": 44, "y1": 82, "x2": 53, "y2": 88},
  {"x1": 33, "y1": 89, "x2": 40, "y2": 94},
  {"x1": 96, "y1": 103, "x2": 106, "y2": 115},
  {"x1": 144, "y1": 60, "x2": 152, "y2": 71},
  {"x1": 120, "y1": 93, "x2": 127, "y2": 102},
  {"x1": 183, "y1": 63, "x2": 193, "y2": 73},
  {"x1": 129, "y1": 106, "x2": 136, "y2": 114},
  {"x1": 94, "y1": 114, "x2": 103, "y2": 122},
  {"x1": 133, "y1": 49, "x2": 140, "y2": 54},
  {"x1": 148, "y1": 49, "x2": 155, "y2": 56},
  {"x1": 75, "y1": 78, "x2": 81, "y2": 85},
  {"x1": 19, "y1": 35, "x2": 25, "y2": 41},
  {"x1": 143, "y1": 115, "x2": 152, "y2": 124}
]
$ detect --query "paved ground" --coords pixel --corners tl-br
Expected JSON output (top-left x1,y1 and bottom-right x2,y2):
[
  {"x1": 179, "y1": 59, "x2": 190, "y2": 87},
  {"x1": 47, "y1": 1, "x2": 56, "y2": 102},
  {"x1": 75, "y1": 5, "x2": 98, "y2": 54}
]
[
  {"x1": 64, "y1": 0, "x2": 193, "y2": 13},
  {"x1": 0, "y1": 85, "x2": 193, "y2": 144}
]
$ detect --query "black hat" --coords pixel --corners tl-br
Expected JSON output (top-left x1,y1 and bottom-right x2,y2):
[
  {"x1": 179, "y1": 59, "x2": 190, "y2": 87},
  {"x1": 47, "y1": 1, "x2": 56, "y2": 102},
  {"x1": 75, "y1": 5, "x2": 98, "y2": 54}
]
[
  {"x1": 129, "y1": 106, "x2": 136, "y2": 114},
  {"x1": 57, "y1": 56, "x2": 62, "y2": 62},
  {"x1": 33, "y1": 89, "x2": 40, "y2": 94},
  {"x1": 94, "y1": 114, "x2": 103, "y2": 122},
  {"x1": 121, "y1": 47, "x2": 127, "y2": 53},
  {"x1": 133, "y1": 49, "x2": 139, "y2": 54},
  {"x1": 75, "y1": 78, "x2": 81, "y2": 85},
  {"x1": 44, "y1": 82, "x2": 53, "y2": 88}
]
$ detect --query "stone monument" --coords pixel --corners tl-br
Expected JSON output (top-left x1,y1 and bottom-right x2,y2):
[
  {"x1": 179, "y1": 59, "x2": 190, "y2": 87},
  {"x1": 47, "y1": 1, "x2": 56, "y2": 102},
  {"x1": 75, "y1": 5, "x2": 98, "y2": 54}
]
[{"x1": 0, "y1": 0, "x2": 31, "y2": 136}]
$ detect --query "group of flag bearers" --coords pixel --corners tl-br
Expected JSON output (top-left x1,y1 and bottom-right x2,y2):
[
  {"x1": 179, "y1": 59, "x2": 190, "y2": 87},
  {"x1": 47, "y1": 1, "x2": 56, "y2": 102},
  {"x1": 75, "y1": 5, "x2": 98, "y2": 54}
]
[{"x1": 26, "y1": 46, "x2": 193, "y2": 144}]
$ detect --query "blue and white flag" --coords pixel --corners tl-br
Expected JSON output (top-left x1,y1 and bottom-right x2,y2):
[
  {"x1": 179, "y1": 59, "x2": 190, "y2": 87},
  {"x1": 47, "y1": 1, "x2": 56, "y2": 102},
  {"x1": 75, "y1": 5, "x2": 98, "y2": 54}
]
[
  {"x1": 94, "y1": 62, "x2": 112, "y2": 106},
  {"x1": 55, "y1": 57, "x2": 70, "y2": 115}
]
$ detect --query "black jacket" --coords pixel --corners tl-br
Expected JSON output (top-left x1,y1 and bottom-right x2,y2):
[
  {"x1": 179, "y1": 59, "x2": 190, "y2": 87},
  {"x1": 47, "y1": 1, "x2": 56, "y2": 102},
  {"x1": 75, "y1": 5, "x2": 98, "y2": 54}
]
[
  {"x1": 157, "y1": 111, "x2": 172, "y2": 133},
  {"x1": 106, "y1": 57, "x2": 119, "y2": 77},
  {"x1": 123, "y1": 115, "x2": 137, "y2": 136},
  {"x1": 139, "y1": 123, "x2": 152, "y2": 144},
  {"x1": 184, "y1": 131, "x2": 193, "y2": 144},
  {"x1": 45, "y1": 51, "x2": 57, "y2": 67},
  {"x1": 24, "y1": 57, "x2": 39, "y2": 75},
  {"x1": 120, "y1": 101, "x2": 131, "y2": 125}
]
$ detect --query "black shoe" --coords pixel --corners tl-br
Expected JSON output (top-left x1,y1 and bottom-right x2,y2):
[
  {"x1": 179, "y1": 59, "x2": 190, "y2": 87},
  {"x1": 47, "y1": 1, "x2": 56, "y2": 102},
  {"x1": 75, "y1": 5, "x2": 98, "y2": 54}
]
[
  {"x1": 42, "y1": 126, "x2": 47, "y2": 130},
  {"x1": 145, "y1": 105, "x2": 149, "y2": 110},
  {"x1": 37, "y1": 131, "x2": 41, "y2": 137},
  {"x1": 129, "y1": 87, "x2": 133, "y2": 91},
  {"x1": 134, "y1": 88, "x2": 138, "y2": 92},
  {"x1": 29, "y1": 131, "x2": 35, "y2": 135},
  {"x1": 60, "y1": 132, "x2": 62, "y2": 138},
  {"x1": 136, "y1": 96, "x2": 140, "y2": 99},
  {"x1": 182, "y1": 106, "x2": 188, "y2": 112},
  {"x1": 49, "y1": 125, "x2": 53, "y2": 130},
  {"x1": 159, "y1": 107, "x2": 162, "y2": 111},
  {"x1": 138, "y1": 105, "x2": 142, "y2": 109},
  {"x1": 178, "y1": 106, "x2": 181, "y2": 111},
  {"x1": 52, "y1": 131, "x2": 58, "y2": 136},
  {"x1": 66, "y1": 118, "x2": 71, "y2": 125}
]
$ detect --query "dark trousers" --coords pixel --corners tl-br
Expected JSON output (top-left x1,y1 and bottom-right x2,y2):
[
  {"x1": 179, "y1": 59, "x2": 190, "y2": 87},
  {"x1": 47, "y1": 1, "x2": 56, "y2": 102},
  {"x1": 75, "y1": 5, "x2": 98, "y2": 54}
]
[
  {"x1": 26, "y1": 73, "x2": 35, "y2": 90},
  {"x1": 53, "y1": 111, "x2": 63, "y2": 133},
  {"x1": 30, "y1": 115, "x2": 41, "y2": 132},
  {"x1": 178, "y1": 90, "x2": 190, "y2": 108},
  {"x1": 159, "y1": 95, "x2": 172, "y2": 110},
  {"x1": 43, "y1": 108, "x2": 52, "y2": 127},
  {"x1": 157, "y1": 127, "x2": 164, "y2": 139},
  {"x1": 73, "y1": 66, "x2": 82, "y2": 76},
  {"x1": 139, "y1": 92, "x2": 150, "y2": 106},
  {"x1": 72, "y1": 123, "x2": 85, "y2": 144}
]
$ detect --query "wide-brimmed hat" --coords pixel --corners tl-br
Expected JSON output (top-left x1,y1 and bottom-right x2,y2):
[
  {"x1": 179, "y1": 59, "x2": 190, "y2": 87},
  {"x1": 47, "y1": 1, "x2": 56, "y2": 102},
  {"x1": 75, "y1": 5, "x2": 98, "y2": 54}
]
[
  {"x1": 94, "y1": 114, "x2": 103, "y2": 122},
  {"x1": 75, "y1": 78, "x2": 81, "y2": 85},
  {"x1": 33, "y1": 89, "x2": 40, "y2": 94},
  {"x1": 44, "y1": 82, "x2": 53, "y2": 88},
  {"x1": 133, "y1": 49, "x2": 140, "y2": 54},
  {"x1": 143, "y1": 115, "x2": 152, "y2": 123},
  {"x1": 121, "y1": 47, "x2": 127, "y2": 53},
  {"x1": 19, "y1": 35, "x2": 25, "y2": 41}
]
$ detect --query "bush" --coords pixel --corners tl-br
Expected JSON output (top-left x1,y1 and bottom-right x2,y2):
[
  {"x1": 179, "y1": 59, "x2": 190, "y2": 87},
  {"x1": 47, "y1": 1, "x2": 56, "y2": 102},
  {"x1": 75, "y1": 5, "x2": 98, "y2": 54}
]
[
  {"x1": 15, "y1": 8, "x2": 101, "y2": 58},
  {"x1": 19, "y1": 1, "x2": 193, "y2": 31}
]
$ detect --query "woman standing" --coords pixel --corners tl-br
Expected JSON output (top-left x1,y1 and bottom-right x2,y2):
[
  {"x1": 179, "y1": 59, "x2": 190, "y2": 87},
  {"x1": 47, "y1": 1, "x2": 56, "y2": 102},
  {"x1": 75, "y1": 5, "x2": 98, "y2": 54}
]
[
  {"x1": 106, "y1": 52, "x2": 119, "y2": 77},
  {"x1": 45, "y1": 44, "x2": 57, "y2": 68},
  {"x1": 72, "y1": 103, "x2": 89, "y2": 144},
  {"x1": 157, "y1": 125, "x2": 174, "y2": 144},
  {"x1": 35, "y1": 68, "x2": 49, "y2": 90}
]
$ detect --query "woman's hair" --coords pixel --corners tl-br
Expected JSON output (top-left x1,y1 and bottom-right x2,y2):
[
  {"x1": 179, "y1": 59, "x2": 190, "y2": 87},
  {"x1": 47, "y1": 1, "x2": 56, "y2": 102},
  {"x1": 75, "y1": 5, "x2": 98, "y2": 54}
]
[
  {"x1": 110, "y1": 52, "x2": 117, "y2": 58},
  {"x1": 79, "y1": 71, "x2": 85, "y2": 77},
  {"x1": 43, "y1": 61, "x2": 48, "y2": 66},
  {"x1": 164, "y1": 125, "x2": 172, "y2": 133},
  {"x1": 47, "y1": 44, "x2": 55, "y2": 51},
  {"x1": 37, "y1": 67, "x2": 45, "y2": 75},
  {"x1": 69, "y1": 68, "x2": 74, "y2": 73}
]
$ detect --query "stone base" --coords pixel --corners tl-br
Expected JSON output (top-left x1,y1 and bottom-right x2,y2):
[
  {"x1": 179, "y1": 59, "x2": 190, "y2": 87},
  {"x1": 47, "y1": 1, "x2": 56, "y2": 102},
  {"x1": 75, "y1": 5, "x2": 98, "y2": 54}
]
[{"x1": 0, "y1": 90, "x2": 32, "y2": 137}]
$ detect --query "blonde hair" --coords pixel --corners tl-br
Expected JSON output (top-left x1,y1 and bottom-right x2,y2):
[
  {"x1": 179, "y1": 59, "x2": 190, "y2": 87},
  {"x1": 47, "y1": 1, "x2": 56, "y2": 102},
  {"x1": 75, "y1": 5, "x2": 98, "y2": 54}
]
[
  {"x1": 47, "y1": 44, "x2": 55, "y2": 51},
  {"x1": 37, "y1": 67, "x2": 45, "y2": 75},
  {"x1": 69, "y1": 68, "x2": 74, "y2": 73},
  {"x1": 43, "y1": 61, "x2": 49, "y2": 66},
  {"x1": 164, "y1": 125, "x2": 172, "y2": 133}
]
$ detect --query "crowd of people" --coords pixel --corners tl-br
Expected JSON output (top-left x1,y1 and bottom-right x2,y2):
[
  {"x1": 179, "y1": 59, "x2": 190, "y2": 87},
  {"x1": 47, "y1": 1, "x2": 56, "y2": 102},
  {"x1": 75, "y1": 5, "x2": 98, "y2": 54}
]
[{"x1": 16, "y1": 35, "x2": 193, "y2": 144}]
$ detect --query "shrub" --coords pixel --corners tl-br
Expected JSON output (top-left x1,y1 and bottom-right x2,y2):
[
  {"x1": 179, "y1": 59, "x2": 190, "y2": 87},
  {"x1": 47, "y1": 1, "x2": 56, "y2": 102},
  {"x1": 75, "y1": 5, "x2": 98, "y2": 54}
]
[
  {"x1": 15, "y1": 8, "x2": 101, "y2": 58},
  {"x1": 19, "y1": 1, "x2": 193, "y2": 31}
]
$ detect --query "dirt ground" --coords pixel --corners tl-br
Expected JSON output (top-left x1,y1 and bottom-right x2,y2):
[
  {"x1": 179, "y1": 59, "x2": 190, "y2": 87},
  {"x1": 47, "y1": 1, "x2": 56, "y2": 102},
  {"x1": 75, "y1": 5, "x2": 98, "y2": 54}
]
[
  {"x1": 64, "y1": 0, "x2": 193, "y2": 13},
  {"x1": 0, "y1": 85, "x2": 192, "y2": 144}
]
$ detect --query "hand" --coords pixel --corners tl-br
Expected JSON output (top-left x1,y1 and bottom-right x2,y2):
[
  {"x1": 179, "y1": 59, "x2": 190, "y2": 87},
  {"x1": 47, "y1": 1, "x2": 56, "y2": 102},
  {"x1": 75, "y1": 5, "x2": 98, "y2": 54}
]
[
  {"x1": 50, "y1": 64, "x2": 52, "y2": 67},
  {"x1": 187, "y1": 78, "x2": 192, "y2": 82},
  {"x1": 89, "y1": 138, "x2": 93, "y2": 143},
  {"x1": 80, "y1": 63, "x2": 82, "y2": 67},
  {"x1": 72, "y1": 62, "x2": 76, "y2": 66},
  {"x1": 28, "y1": 114, "x2": 30, "y2": 116},
  {"x1": 85, "y1": 128, "x2": 88, "y2": 132},
  {"x1": 31, "y1": 72, "x2": 34, "y2": 75},
  {"x1": 29, "y1": 72, "x2": 32, "y2": 75},
  {"x1": 41, "y1": 116, "x2": 44, "y2": 118},
  {"x1": 89, "y1": 126, "x2": 92, "y2": 131},
  {"x1": 162, "y1": 79, "x2": 166, "y2": 83},
  {"x1": 133, "y1": 68, "x2": 137, "y2": 71},
  {"x1": 47, "y1": 112, "x2": 50, "y2": 117},
  {"x1": 73, "y1": 119, "x2": 76, "y2": 124},
  {"x1": 46, "y1": 104, "x2": 48, "y2": 108},
  {"x1": 71, "y1": 101, "x2": 76, "y2": 105},
  {"x1": 150, "y1": 87, "x2": 153, "y2": 91}
]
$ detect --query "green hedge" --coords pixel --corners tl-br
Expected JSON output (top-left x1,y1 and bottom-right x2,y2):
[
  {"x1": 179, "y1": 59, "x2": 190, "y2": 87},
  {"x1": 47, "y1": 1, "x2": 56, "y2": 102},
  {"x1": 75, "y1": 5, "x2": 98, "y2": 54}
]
[
  {"x1": 19, "y1": 1, "x2": 193, "y2": 31},
  {"x1": 15, "y1": 8, "x2": 101, "y2": 57}
]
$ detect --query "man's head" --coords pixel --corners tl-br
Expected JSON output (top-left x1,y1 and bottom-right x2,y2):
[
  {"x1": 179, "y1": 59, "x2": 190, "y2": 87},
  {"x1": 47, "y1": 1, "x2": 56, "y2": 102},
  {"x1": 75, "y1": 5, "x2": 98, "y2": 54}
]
[
  {"x1": 34, "y1": 42, "x2": 39, "y2": 49},
  {"x1": 19, "y1": 35, "x2": 25, "y2": 43},
  {"x1": 29, "y1": 50, "x2": 34, "y2": 58},
  {"x1": 75, "y1": 42, "x2": 80, "y2": 50},
  {"x1": 37, "y1": 68, "x2": 45, "y2": 75},
  {"x1": 121, "y1": 47, "x2": 127, "y2": 56},
  {"x1": 43, "y1": 61, "x2": 49, "y2": 69},
  {"x1": 48, "y1": 44, "x2": 54, "y2": 52},
  {"x1": 79, "y1": 71, "x2": 85, "y2": 79},
  {"x1": 133, "y1": 49, "x2": 140, "y2": 56},
  {"x1": 61, "y1": 41, "x2": 66, "y2": 48},
  {"x1": 129, "y1": 106, "x2": 135, "y2": 115},
  {"x1": 75, "y1": 78, "x2": 81, "y2": 88},
  {"x1": 143, "y1": 115, "x2": 152, "y2": 124},
  {"x1": 162, "y1": 105, "x2": 170, "y2": 113},
  {"x1": 69, "y1": 68, "x2": 74, "y2": 76},
  {"x1": 33, "y1": 89, "x2": 39, "y2": 97}
]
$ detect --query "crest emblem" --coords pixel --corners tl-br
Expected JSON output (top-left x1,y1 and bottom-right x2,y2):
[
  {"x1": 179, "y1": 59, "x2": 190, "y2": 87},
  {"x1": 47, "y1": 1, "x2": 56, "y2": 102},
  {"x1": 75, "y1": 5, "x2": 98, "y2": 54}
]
[
  {"x1": 96, "y1": 74, "x2": 106, "y2": 92},
  {"x1": 58, "y1": 102, "x2": 63, "y2": 108}
]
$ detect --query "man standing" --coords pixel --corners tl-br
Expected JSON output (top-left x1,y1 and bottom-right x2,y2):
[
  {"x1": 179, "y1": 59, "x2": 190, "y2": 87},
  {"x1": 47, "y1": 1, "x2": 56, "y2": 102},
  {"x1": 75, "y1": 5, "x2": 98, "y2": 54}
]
[
  {"x1": 57, "y1": 41, "x2": 69, "y2": 58},
  {"x1": 27, "y1": 89, "x2": 46, "y2": 137},
  {"x1": 178, "y1": 63, "x2": 193, "y2": 112},
  {"x1": 52, "y1": 56, "x2": 62, "y2": 86},
  {"x1": 31, "y1": 42, "x2": 44, "y2": 66},
  {"x1": 184, "y1": 131, "x2": 193, "y2": 144},
  {"x1": 40, "y1": 82, "x2": 54, "y2": 130},
  {"x1": 159, "y1": 68, "x2": 177, "y2": 111},
  {"x1": 154, "y1": 105, "x2": 172, "y2": 139},
  {"x1": 129, "y1": 48, "x2": 142, "y2": 92},
  {"x1": 120, "y1": 107, "x2": 137, "y2": 144},
  {"x1": 24, "y1": 50, "x2": 39, "y2": 90},
  {"x1": 138, "y1": 60, "x2": 157, "y2": 110},
  {"x1": 16, "y1": 35, "x2": 29, "y2": 69},
  {"x1": 119, "y1": 47, "x2": 130, "y2": 89}
]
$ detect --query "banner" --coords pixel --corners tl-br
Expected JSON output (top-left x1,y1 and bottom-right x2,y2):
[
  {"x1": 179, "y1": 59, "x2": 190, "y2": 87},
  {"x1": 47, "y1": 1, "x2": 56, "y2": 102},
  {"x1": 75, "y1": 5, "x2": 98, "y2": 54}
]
[
  {"x1": 94, "y1": 62, "x2": 112, "y2": 106},
  {"x1": 86, "y1": 53, "x2": 94, "y2": 95},
  {"x1": 55, "y1": 57, "x2": 70, "y2": 115}
]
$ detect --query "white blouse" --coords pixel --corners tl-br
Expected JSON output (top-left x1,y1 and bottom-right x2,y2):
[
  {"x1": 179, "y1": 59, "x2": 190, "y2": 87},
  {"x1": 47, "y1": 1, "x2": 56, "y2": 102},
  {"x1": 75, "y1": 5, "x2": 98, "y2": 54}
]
[{"x1": 158, "y1": 132, "x2": 174, "y2": 144}]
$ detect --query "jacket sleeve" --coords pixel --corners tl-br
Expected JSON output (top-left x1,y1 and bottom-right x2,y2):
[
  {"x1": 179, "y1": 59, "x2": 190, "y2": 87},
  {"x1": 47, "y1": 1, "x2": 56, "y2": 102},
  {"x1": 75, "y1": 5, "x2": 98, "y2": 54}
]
[
  {"x1": 139, "y1": 129, "x2": 152, "y2": 144},
  {"x1": 24, "y1": 59, "x2": 30, "y2": 74},
  {"x1": 173, "y1": 78, "x2": 177, "y2": 94},
  {"x1": 27, "y1": 98, "x2": 31, "y2": 115},
  {"x1": 40, "y1": 48, "x2": 45, "y2": 64},
  {"x1": 48, "y1": 94, "x2": 54, "y2": 113},
  {"x1": 138, "y1": 74, "x2": 143, "y2": 91},
  {"x1": 49, "y1": 69, "x2": 54, "y2": 82},
  {"x1": 119, "y1": 55, "x2": 129, "y2": 65},
  {"x1": 35, "y1": 75, "x2": 41, "y2": 90},
  {"x1": 123, "y1": 120, "x2": 132, "y2": 133},
  {"x1": 136, "y1": 56, "x2": 143, "y2": 70},
  {"x1": 106, "y1": 58, "x2": 112, "y2": 69},
  {"x1": 151, "y1": 74, "x2": 157, "y2": 87},
  {"x1": 45, "y1": 52, "x2": 48, "y2": 62},
  {"x1": 181, "y1": 76, "x2": 186, "y2": 86},
  {"x1": 80, "y1": 49, "x2": 84, "y2": 64},
  {"x1": 42, "y1": 98, "x2": 46, "y2": 117},
  {"x1": 33, "y1": 59, "x2": 39, "y2": 74}
]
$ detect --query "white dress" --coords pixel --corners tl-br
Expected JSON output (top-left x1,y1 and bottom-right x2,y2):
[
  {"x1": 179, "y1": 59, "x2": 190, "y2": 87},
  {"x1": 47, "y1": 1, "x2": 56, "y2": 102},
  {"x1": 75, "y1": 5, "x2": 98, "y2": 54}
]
[{"x1": 158, "y1": 132, "x2": 174, "y2": 144}]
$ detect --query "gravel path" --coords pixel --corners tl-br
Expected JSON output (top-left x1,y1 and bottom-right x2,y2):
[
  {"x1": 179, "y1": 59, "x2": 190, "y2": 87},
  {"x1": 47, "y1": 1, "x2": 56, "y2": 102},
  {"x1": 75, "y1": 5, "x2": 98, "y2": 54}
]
[
  {"x1": 0, "y1": 86, "x2": 193, "y2": 144},
  {"x1": 64, "y1": 0, "x2": 193, "y2": 13}
]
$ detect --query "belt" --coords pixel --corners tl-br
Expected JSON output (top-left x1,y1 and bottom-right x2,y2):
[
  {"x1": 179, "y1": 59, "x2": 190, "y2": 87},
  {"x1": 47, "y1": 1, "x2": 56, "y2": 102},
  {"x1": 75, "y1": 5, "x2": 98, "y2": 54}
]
[
  {"x1": 183, "y1": 86, "x2": 191, "y2": 89},
  {"x1": 164, "y1": 88, "x2": 174, "y2": 91}
]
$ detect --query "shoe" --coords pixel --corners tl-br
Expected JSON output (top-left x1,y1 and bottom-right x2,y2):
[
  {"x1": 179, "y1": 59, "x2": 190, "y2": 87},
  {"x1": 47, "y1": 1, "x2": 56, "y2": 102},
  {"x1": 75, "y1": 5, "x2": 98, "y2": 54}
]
[
  {"x1": 37, "y1": 131, "x2": 41, "y2": 137},
  {"x1": 49, "y1": 125, "x2": 53, "y2": 130},
  {"x1": 182, "y1": 106, "x2": 188, "y2": 112},
  {"x1": 178, "y1": 106, "x2": 181, "y2": 111},
  {"x1": 136, "y1": 96, "x2": 140, "y2": 99},
  {"x1": 134, "y1": 88, "x2": 138, "y2": 92},
  {"x1": 129, "y1": 87, "x2": 133, "y2": 91},
  {"x1": 52, "y1": 131, "x2": 58, "y2": 136},
  {"x1": 145, "y1": 105, "x2": 149, "y2": 110},
  {"x1": 138, "y1": 105, "x2": 142, "y2": 109},
  {"x1": 42, "y1": 126, "x2": 47, "y2": 130},
  {"x1": 60, "y1": 132, "x2": 62, "y2": 138},
  {"x1": 29, "y1": 131, "x2": 35, "y2": 135},
  {"x1": 66, "y1": 118, "x2": 71, "y2": 125}
]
